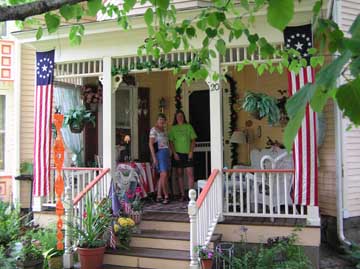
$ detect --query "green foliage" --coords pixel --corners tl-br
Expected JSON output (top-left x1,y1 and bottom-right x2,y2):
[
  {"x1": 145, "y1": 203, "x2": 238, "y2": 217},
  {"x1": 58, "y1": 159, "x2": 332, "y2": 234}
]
[
  {"x1": 222, "y1": 234, "x2": 313, "y2": 269},
  {"x1": 3, "y1": 0, "x2": 360, "y2": 149},
  {"x1": 0, "y1": 201, "x2": 20, "y2": 248},
  {"x1": 346, "y1": 243, "x2": 360, "y2": 268},
  {"x1": 71, "y1": 195, "x2": 112, "y2": 248},
  {"x1": 20, "y1": 161, "x2": 33, "y2": 175},
  {"x1": 64, "y1": 106, "x2": 96, "y2": 132},
  {"x1": 0, "y1": 245, "x2": 16, "y2": 269},
  {"x1": 242, "y1": 91, "x2": 280, "y2": 125},
  {"x1": 14, "y1": 234, "x2": 44, "y2": 263},
  {"x1": 28, "y1": 227, "x2": 64, "y2": 259}
]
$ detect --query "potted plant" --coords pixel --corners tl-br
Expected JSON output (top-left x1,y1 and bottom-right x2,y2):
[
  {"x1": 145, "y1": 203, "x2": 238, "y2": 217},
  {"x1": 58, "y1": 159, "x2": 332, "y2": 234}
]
[
  {"x1": 14, "y1": 235, "x2": 44, "y2": 269},
  {"x1": 195, "y1": 245, "x2": 214, "y2": 269},
  {"x1": 113, "y1": 217, "x2": 136, "y2": 249},
  {"x1": 64, "y1": 106, "x2": 95, "y2": 133},
  {"x1": 81, "y1": 84, "x2": 102, "y2": 112},
  {"x1": 242, "y1": 91, "x2": 280, "y2": 125},
  {"x1": 71, "y1": 195, "x2": 112, "y2": 269}
]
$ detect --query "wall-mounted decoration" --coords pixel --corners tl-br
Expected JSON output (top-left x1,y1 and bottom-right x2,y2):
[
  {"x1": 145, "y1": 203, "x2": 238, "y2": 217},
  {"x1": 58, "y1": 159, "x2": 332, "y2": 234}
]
[{"x1": 81, "y1": 83, "x2": 102, "y2": 112}]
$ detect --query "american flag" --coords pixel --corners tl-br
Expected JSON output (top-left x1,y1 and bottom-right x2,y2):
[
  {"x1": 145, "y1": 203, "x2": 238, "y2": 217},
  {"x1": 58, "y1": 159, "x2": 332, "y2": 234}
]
[
  {"x1": 33, "y1": 50, "x2": 55, "y2": 197},
  {"x1": 284, "y1": 25, "x2": 318, "y2": 206}
]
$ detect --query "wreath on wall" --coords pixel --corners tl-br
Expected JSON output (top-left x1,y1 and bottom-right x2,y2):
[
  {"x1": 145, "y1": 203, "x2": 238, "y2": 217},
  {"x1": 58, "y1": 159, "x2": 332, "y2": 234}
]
[{"x1": 225, "y1": 74, "x2": 238, "y2": 167}]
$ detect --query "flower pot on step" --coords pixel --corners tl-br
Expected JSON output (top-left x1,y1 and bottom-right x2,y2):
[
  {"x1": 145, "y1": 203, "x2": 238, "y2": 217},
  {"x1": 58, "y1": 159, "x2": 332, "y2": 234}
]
[
  {"x1": 201, "y1": 258, "x2": 213, "y2": 269},
  {"x1": 77, "y1": 246, "x2": 105, "y2": 269},
  {"x1": 129, "y1": 211, "x2": 142, "y2": 225}
]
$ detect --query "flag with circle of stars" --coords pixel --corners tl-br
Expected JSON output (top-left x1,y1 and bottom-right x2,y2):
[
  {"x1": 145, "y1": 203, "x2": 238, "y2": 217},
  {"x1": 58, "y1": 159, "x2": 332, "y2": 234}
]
[
  {"x1": 284, "y1": 24, "x2": 313, "y2": 63},
  {"x1": 36, "y1": 50, "x2": 55, "y2": 86}
]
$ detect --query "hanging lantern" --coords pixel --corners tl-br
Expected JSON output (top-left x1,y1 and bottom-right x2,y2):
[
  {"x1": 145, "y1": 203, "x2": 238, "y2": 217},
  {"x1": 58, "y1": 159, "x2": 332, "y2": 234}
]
[{"x1": 53, "y1": 112, "x2": 65, "y2": 250}]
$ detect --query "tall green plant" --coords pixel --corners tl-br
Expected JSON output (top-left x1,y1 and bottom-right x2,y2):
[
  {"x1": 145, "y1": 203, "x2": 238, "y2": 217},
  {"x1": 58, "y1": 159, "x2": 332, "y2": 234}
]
[{"x1": 71, "y1": 195, "x2": 112, "y2": 248}]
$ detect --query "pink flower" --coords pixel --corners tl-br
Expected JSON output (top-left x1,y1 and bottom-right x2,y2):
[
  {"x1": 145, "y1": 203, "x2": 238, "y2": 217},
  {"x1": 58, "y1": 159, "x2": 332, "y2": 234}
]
[{"x1": 135, "y1": 187, "x2": 142, "y2": 194}]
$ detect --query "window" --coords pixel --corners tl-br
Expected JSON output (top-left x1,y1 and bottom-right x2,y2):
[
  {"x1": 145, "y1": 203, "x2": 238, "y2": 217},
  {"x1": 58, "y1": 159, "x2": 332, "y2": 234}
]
[{"x1": 0, "y1": 95, "x2": 5, "y2": 170}]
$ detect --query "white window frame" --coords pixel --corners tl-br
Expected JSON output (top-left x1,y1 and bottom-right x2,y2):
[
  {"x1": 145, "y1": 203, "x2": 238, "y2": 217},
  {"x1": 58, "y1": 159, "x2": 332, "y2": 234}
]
[{"x1": 0, "y1": 94, "x2": 5, "y2": 171}]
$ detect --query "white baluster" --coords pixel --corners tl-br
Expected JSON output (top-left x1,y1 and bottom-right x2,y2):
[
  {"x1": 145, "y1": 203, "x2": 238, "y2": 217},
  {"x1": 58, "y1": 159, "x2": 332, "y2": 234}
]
[
  {"x1": 254, "y1": 173, "x2": 258, "y2": 214},
  {"x1": 240, "y1": 172, "x2": 243, "y2": 213},
  {"x1": 262, "y1": 172, "x2": 266, "y2": 214},
  {"x1": 246, "y1": 174, "x2": 250, "y2": 213},
  {"x1": 269, "y1": 173, "x2": 273, "y2": 215},
  {"x1": 232, "y1": 172, "x2": 236, "y2": 213},
  {"x1": 63, "y1": 186, "x2": 74, "y2": 269},
  {"x1": 225, "y1": 173, "x2": 229, "y2": 213},
  {"x1": 188, "y1": 189, "x2": 199, "y2": 269},
  {"x1": 284, "y1": 174, "x2": 289, "y2": 215},
  {"x1": 276, "y1": 173, "x2": 280, "y2": 214}
]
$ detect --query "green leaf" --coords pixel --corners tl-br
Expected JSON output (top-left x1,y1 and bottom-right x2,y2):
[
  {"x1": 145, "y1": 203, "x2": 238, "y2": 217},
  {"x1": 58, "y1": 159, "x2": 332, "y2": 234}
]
[
  {"x1": 284, "y1": 108, "x2": 305, "y2": 150},
  {"x1": 336, "y1": 77, "x2": 360, "y2": 125},
  {"x1": 240, "y1": 0, "x2": 249, "y2": 10},
  {"x1": 36, "y1": 27, "x2": 43, "y2": 40},
  {"x1": 144, "y1": 8, "x2": 154, "y2": 26},
  {"x1": 157, "y1": 0, "x2": 170, "y2": 10},
  {"x1": 312, "y1": 0, "x2": 322, "y2": 15},
  {"x1": 207, "y1": 13, "x2": 220, "y2": 28},
  {"x1": 205, "y1": 28, "x2": 217, "y2": 38},
  {"x1": 350, "y1": 57, "x2": 360, "y2": 77},
  {"x1": 215, "y1": 39, "x2": 226, "y2": 55},
  {"x1": 267, "y1": 0, "x2": 294, "y2": 31},
  {"x1": 186, "y1": 27, "x2": 196, "y2": 38},
  {"x1": 60, "y1": 4, "x2": 75, "y2": 21},
  {"x1": 87, "y1": 0, "x2": 102, "y2": 16},
  {"x1": 123, "y1": 0, "x2": 137, "y2": 13},
  {"x1": 45, "y1": 13, "x2": 61, "y2": 34},
  {"x1": 349, "y1": 15, "x2": 360, "y2": 38},
  {"x1": 196, "y1": 19, "x2": 207, "y2": 31},
  {"x1": 286, "y1": 83, "x2": 315, "y2": 120}
]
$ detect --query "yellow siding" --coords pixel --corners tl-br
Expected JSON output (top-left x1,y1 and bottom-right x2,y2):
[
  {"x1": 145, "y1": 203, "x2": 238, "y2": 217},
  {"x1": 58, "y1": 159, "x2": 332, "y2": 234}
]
[{"x1": 340, "y1": 0, "x2": 360, "y2": 217}]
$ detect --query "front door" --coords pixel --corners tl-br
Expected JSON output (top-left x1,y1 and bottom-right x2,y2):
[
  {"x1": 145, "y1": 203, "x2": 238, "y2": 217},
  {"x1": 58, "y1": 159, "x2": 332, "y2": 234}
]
[{"x1": 188, "y1": 89, "x2": 211, "y2": 180}]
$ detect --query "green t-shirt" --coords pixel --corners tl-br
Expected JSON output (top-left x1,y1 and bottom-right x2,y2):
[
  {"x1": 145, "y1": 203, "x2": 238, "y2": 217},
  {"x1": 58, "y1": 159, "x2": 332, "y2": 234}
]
[{"x1": 168, "y1": 123, "x2": 197, "y2": 154}]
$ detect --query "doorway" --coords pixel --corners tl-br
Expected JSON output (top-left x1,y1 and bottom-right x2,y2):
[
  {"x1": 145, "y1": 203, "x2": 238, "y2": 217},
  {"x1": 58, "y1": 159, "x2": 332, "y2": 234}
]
[{"x1": 189, "y1": 90, "x2": 211, "y2": 180}]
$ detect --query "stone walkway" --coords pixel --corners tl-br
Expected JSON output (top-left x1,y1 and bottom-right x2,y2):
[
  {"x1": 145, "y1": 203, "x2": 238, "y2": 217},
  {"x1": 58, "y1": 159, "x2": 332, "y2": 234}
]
[{"x1": 320, "y1": 244, "x2": 354, "y2": 269}]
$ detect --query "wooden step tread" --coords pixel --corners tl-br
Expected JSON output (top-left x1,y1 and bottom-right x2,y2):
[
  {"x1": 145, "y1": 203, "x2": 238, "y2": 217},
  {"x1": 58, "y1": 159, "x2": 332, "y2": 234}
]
[
  {"x1": 105, "y1": 247, "x2": 189, "y2": 260},
  {"x1": 134, "y1": 229, "x2": 222, "y2": 242},
  {"x1": 75, "y1": 263, "x2": 152, "y2": 269},
  {"x1": 142, "y1": 212, "x2": 189, "y2": 222}
]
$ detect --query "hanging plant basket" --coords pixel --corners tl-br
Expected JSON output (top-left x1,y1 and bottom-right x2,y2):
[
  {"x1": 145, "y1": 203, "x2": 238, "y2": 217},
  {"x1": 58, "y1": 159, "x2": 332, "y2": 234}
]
[
  {"x1": 69, "y1": 122, "x2": 85, "y2": 133},
  {"x1": 88, "y1": 103, "x2": 98, "y2": 112}
]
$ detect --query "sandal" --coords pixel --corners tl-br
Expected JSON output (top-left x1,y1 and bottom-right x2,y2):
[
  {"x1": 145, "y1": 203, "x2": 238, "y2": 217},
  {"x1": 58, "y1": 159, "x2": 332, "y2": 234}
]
[
  {"x1": 162, "y1": 197, "x2": 170, "y2": 204},
  {"x1": 156, "y1": 197, "x2": 163, "y2": 203}
]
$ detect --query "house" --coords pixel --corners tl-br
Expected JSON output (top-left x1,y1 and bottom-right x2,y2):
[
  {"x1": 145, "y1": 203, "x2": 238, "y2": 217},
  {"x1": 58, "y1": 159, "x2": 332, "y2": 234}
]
[{"x1": 4, "y1": 0, "x2": 360, "y2": 268}]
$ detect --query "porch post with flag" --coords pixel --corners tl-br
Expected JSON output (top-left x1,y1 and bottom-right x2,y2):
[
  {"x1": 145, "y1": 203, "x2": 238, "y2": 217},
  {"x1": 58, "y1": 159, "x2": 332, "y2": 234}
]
[
  {"x1": 284, "y1": 25, "x2": 320, "y2": 225},
  {"x1": 32, "y1": 50, "x2": 55, "y2": 211}
]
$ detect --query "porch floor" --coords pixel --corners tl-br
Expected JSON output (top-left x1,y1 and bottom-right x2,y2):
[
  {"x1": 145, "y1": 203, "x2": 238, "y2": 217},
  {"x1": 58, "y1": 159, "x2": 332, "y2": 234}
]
[{"x1": 142, "y1": 199, "x2": 307, "y2": 227}]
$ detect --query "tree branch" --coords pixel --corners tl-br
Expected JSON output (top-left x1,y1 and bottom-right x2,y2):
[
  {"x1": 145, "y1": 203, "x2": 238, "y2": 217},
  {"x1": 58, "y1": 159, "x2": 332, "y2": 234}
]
[{"x1": 0, "y1": 0, "x2": 87, "y2": 22}]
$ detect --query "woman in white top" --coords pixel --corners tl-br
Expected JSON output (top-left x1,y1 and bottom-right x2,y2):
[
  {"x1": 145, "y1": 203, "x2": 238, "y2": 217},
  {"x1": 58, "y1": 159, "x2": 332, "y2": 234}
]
[{"x1": 149, "y1": 113, "x2": 170, "y2": 204}]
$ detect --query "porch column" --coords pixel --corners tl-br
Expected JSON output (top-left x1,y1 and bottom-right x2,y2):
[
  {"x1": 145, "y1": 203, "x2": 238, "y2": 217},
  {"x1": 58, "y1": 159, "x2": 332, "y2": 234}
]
[
  {"x1": 102, "y1": 57, "x2": 116, "y2": 190},
  {"x1": 206, "y1": 53, "x2": 224, "y2": 221}
]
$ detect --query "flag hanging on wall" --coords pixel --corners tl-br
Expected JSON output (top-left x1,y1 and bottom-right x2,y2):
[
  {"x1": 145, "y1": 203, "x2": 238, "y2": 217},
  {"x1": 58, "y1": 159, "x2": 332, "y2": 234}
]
[
  {"x1": 284, "y1": 25, "x2": 318, "y2": 206},
  {"x1": 33, "y1": 50, "x2": 55, "y2": 197}
]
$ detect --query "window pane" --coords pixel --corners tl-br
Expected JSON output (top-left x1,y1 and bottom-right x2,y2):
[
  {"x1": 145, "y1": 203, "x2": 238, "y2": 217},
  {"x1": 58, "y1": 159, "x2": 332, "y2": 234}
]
[
  {"x1": 0, "y1": 133, "x2": 4, "y2": 170},
  {"x1": 0, "y1": 95, "x2": 4, "y2": 130}
]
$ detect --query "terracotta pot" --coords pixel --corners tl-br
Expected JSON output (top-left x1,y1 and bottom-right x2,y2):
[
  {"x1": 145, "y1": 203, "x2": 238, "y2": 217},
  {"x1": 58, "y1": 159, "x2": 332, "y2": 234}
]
[
  {"x1": 77, "y1": 246, "x2": 106, "y2": 269},
  {"x1": 130, "y1": 211, "x2": 142, "y2": 224},
  {"x1": 16, "y1": 258, "x2": 44, "y2": 269},
  {"x1": 48, "y1": 255, "x2": 63, "y2": 269},
  {"x1": 201, "y1": 258, "x2": 213, "y2": 269}
]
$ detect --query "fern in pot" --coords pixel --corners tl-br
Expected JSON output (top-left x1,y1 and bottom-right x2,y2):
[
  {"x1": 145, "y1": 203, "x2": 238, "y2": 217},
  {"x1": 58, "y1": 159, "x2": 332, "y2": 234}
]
[
  {"x1": 242, "y1": 91, "x2": 280, "y2": 125},
  {"x1": 64, "y1": 106, "x2": 95, "y2": 133}
]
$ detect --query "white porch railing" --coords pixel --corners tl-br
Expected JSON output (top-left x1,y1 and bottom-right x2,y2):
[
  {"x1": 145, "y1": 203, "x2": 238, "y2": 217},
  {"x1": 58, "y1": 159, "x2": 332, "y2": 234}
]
[
  {"x1": 63, "y1": 167, "x2": 111, "y2": 268},
  {"x1": 188, "y1": 169, "x2": 222, "y2": 269},
  {"x1": 43, "y1": 167, "x2": 103, "y2": 207},
  {"x1": 223, "y1": 169, "x2": 316, "y2": 221}
]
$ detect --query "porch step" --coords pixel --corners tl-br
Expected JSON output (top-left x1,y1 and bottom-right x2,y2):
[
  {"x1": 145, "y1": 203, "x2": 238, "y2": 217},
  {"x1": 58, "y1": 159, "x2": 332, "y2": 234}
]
[
  {"x1": 104, "y1": 247, "x2": 189, "y2": 269},
  {"x1": 131, "y1": 229, "x2": 221, "y2": 251}
]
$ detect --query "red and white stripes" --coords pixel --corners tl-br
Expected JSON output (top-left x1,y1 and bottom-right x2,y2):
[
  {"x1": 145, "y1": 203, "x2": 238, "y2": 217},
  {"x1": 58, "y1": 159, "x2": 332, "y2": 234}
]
[
  {"x1": 33, "y1": 84, "x2": 53, "y2": 197},
  {"x1": 288, "y1": 66, "x2": 318, "y2": 206}
]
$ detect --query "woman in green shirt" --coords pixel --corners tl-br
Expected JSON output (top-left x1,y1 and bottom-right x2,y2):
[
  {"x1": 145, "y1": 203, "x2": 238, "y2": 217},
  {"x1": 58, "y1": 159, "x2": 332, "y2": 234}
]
[{"x1": 169, "y1": 110, "x2": 197, "y2": 201}]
